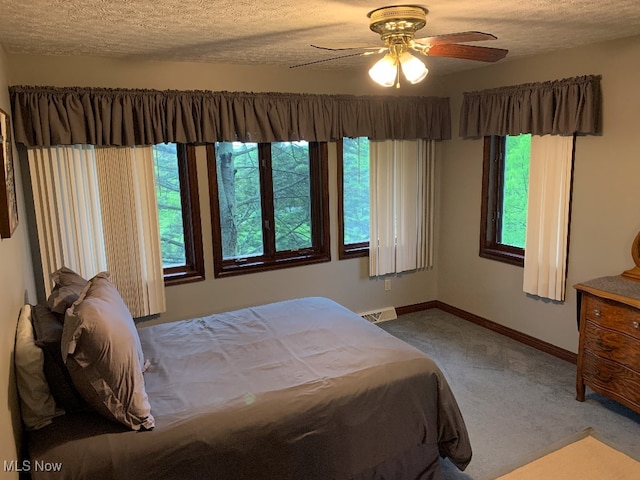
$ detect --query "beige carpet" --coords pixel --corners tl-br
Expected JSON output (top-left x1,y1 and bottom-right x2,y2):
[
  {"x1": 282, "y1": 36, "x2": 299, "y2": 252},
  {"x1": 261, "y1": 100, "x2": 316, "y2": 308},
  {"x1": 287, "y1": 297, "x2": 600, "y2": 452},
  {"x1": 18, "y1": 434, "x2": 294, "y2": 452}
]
[{"x1": 494, "y1": 429, "x2": 640, "y2": 480}]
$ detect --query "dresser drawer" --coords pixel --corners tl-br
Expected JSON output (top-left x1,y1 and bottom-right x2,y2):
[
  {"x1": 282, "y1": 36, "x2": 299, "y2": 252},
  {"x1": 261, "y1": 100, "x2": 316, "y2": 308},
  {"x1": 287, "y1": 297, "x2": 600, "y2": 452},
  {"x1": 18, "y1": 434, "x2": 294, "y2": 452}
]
[
  {"x1": 583, "y1": 295, "x2": 640, "y2": 340},
  {"x1": 582, "y1": 350, "x2": 640, "y2": 411},
  {"x1": 583, "y1": 320, "x2": 640, "y2": 371}
]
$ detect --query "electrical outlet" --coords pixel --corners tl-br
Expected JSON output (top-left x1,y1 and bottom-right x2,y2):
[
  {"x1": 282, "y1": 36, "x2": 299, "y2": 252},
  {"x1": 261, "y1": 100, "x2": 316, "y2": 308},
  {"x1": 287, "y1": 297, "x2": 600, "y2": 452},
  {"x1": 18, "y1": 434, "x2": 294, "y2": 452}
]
[{"x1": 384, "y1": 279, "x2": 391, "y2": 291}]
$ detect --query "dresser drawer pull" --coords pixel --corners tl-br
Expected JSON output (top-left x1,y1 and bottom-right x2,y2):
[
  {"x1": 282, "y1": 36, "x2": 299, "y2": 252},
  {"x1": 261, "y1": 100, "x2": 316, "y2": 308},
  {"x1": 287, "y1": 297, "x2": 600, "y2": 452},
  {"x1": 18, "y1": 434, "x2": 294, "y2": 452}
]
[
  {"x1": 633, "y1": 321, "x2": 639, "y2": 330},
  {"x1": 593, "y1": 368, "x2": 613, "y2": 383},
  {"x1": 595, "y1": 340, "x2": 614, "y2": 352},
  {"x1": 593, "y1": 309, "x2": 602, "y2": 317}
]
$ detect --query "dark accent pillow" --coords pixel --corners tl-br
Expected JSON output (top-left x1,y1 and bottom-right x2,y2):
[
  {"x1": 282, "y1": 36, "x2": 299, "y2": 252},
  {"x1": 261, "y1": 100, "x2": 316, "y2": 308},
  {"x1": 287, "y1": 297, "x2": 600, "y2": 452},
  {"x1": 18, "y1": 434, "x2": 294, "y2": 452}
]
[
  {"x1": 47, "y1": 267, "x2": 88, "y2": 314},
  {"x1": 31, "y1": 303, "x2": 88, "y2": 413},
  {"x1": 62, "y1": 272, "x2": 154, "y2": 431}
]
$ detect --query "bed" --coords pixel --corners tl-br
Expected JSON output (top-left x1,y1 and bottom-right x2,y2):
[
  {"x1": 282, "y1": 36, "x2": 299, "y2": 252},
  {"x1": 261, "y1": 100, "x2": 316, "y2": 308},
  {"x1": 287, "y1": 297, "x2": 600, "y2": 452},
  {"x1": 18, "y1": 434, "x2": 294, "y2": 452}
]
[{"x1": 20, "y1": 285, "x2": 471, "y2": 480}]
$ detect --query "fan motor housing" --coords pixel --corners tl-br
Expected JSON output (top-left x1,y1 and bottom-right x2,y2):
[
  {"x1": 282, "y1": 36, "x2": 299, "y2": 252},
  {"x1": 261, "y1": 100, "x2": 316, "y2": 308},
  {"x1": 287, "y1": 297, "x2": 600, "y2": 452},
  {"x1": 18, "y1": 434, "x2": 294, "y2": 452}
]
[{"x1": 367, "y1": 5, "x2": 428, "y2": 36}]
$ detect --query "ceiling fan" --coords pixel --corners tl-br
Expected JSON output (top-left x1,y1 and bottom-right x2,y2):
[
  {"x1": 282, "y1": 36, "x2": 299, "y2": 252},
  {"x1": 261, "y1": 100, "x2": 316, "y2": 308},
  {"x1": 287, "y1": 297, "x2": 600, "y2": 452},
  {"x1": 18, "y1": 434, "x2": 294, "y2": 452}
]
[{"x1": 293, "y1": 5, "x2": 508, "y2": 88}]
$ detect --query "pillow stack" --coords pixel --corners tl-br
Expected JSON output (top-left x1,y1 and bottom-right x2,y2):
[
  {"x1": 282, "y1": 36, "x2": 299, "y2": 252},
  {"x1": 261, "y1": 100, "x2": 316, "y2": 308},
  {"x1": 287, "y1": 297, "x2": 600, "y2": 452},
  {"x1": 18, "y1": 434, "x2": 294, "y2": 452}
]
[{"x1": 16, "y1": 267, "x2": 154, "y2": 431}]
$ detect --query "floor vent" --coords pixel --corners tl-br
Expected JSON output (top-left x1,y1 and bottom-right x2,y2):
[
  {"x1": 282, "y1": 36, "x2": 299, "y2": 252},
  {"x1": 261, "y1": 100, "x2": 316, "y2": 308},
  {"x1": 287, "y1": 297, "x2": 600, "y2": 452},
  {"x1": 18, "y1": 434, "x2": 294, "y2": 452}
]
[{"x1": 359, "y1": 307, "x2": 397, "y2": 324}]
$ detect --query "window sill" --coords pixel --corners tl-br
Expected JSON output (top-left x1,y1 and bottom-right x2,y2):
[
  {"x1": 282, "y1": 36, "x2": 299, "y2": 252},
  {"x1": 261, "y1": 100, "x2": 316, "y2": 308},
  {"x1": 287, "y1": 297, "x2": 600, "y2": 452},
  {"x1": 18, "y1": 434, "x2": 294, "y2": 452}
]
[
  {"x1": 214, "y1": 252, "x2": 331, "y2": 278},
  {"x1": 339, "y1": 245, "x2": 369, "y2": 260},
  {"x1": 479, "y1": 247, "x2": 524, "y2": 267},
  {"x1": 164, "y1": 268, "x2": 205, "y2": 286}
]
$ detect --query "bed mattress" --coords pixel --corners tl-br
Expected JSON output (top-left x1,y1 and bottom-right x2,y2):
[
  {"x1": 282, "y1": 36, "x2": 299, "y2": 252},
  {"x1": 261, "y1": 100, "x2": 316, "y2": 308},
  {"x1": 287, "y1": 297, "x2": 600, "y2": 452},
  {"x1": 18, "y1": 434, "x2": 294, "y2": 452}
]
[{"x1": 28, "y1": 297, "x2": 471, "y2": 479}]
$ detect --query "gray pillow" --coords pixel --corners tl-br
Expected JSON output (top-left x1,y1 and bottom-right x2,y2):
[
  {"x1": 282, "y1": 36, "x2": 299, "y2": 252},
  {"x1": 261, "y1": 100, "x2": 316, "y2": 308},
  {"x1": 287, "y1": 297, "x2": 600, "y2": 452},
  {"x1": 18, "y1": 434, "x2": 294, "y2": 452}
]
[
  {"x1": 47, "y1": 267, "x2": 88, "y2": 314},
  {"x1": 31, "y1": 303, "x2": 88, "y2": 413},
  {"x1": 15, "y1": 305, "x2": 64, "y2": 430},
  {"x1": 62, "y1": 272, "x2": 154, "y2": 431}
]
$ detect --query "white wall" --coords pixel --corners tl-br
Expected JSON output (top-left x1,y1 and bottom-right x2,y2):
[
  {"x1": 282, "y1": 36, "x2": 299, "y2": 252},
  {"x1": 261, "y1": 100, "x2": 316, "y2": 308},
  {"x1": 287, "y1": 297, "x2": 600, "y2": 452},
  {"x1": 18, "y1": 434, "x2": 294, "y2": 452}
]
[
  {"x1": 437, "y1": 35, "x2": 640, "y2": 353},
  {"x1": 6, "y1": 54, "x2": 441, "y2": 323},
  {"x1": 0, "y1": 46, "x2": 37, "y2": 479},
  {"x1": 7, "y1": 54, "x2": 438, "y2": 96}
]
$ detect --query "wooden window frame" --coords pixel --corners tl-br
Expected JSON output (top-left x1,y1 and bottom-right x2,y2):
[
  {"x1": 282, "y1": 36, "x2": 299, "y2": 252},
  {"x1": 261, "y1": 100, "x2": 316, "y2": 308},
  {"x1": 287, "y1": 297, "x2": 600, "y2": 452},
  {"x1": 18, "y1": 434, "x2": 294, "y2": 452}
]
[
  {"x1": 207, "y1": 142, "x2": 331, "y2": 278},
  {"x1": 479, "y1": 136, "x2": 525, "y2": 267},
  {"x1": 163, "y1": 144, "x2": 205, "y2": 285},
  {"x1": 337, "y1": 138, "x2": 369, "y2": 260}
]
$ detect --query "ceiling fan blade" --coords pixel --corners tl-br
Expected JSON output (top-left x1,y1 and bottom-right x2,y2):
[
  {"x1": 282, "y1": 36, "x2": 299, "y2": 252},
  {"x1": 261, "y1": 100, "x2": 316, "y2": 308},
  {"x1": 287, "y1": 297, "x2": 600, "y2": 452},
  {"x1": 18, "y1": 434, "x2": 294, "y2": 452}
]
[
  {"x1": 290, "y1": 51, "x2": 378, "y2": 69},
  {"x1": 426, "y1": 44, "x2": 508, "y2": 62},
  {"x1": 414, "y1": 31, "x2": 497, "y2": 46},
  {"x1": 310, "y1": 44, "x2": 383, "y2": 52}
]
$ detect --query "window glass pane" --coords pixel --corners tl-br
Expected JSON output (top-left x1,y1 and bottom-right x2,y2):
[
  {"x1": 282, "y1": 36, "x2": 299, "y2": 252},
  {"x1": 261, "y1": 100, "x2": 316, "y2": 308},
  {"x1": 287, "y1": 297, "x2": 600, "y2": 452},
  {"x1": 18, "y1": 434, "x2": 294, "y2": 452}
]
[
  {"x1": 500, "y1": 134, "x2": 531, "y2": 249},
  {"x1": 153, "y1": 143, "x2": 186, "y2": 268},
  {"x1": 343, "y1": 137, "x2": 370, "y2": 244},
  {"x1": 272, "y1": 142, "x2": 312, "y2": 252},
  {"x1": 216, "y1": 142, "x2": 263, "y2": 259}
]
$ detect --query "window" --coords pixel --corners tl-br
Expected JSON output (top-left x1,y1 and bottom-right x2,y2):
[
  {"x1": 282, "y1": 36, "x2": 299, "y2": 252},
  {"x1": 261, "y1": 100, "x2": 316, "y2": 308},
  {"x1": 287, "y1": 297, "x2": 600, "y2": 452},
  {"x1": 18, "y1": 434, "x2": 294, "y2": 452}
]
[
  {"x1": 338, "y1": 137, "x2": 370, "y2": 259},
  {"x1": 480, "y1": 134, "x2": 531, "y2": 266},
  {"x1": 208, "y1": 141, "x2": 330, "y2": 277},
  {"x1": 153, "y1": 143, "x2": 204, "y2": 285}
]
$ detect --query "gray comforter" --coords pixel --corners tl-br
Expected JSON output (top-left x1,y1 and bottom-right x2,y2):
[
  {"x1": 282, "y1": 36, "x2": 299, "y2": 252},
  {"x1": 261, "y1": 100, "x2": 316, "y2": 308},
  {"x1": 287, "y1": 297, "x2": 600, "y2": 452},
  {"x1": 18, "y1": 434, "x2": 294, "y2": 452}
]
[{"x1": 28, "y1": 297, "x2": 471, "y2": 479}]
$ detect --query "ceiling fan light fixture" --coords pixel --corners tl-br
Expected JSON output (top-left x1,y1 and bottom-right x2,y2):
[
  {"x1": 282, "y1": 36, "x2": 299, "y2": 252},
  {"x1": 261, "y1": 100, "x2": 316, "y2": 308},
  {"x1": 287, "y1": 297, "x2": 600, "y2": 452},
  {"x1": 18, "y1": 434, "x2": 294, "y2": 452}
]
[
  {"x1": 300, "y1": 6, "x2": 507, "y2": 88},
  {"x1": 399, "y1": 51, "x2": 428, "y2": 84},
  {"x1": 368, "y1": 5, "x2": 428, "y2": 35},
  {"x1": 368, "y1": 53, "x2": 397, "y2": 87}
]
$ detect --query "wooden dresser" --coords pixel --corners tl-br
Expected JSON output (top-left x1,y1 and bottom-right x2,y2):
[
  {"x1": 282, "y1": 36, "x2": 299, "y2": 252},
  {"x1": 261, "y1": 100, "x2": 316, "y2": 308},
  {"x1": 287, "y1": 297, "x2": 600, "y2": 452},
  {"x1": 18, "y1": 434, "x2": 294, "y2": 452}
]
[{"x1": 574, "y1": 276, "x2": 640, "y2": 414}]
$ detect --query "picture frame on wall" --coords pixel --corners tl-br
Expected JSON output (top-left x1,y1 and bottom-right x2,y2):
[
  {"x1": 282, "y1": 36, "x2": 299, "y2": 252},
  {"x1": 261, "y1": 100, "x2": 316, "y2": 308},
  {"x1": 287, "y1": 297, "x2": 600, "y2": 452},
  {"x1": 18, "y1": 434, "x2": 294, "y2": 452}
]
[{"x1": 0, "y1": 108, "x2": 18, "y2": 238}]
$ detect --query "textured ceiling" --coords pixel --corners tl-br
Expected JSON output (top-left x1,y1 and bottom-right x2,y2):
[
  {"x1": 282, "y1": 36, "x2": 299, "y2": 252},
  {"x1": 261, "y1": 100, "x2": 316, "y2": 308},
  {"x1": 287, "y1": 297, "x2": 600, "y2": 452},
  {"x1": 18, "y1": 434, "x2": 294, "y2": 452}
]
[{"x1": 1, "y1": 0, "x2": 640, "y2": 76}]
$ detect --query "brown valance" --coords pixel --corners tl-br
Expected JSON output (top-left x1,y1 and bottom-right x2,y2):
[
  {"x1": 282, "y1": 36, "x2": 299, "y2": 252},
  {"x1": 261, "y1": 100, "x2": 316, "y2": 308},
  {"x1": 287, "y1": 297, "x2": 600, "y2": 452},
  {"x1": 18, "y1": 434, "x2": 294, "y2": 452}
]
[
  {"x1": 459, "y1": 75, "x2": 601, "y2": 137},
  {"x1": 9, "y1": 86, "x2": 451, "y2": 147}
]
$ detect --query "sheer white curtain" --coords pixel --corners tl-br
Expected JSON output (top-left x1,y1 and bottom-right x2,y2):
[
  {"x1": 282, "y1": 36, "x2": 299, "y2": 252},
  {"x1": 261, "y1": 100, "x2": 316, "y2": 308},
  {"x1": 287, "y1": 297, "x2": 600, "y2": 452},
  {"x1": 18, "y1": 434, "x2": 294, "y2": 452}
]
[
  {"x1": 369, "y1": 139, "x2": 435, "y2": 276},
  {"x1": 523, "y1": 135, "x2": 575, "y2": 301},
  {"x1": 28, "y1": 145, "x2": 166, "y2": 317},
  {"x1": 28, "y1": 146, "x2": 107, "y2": 289}
]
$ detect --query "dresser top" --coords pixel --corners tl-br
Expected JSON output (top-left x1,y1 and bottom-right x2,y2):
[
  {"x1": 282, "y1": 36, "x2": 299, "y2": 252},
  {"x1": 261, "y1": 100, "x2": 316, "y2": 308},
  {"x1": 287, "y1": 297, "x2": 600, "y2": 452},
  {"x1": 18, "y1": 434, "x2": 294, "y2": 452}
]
[{"x1": 574, "y1": 275, "x2": 640, "y2": 309}]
